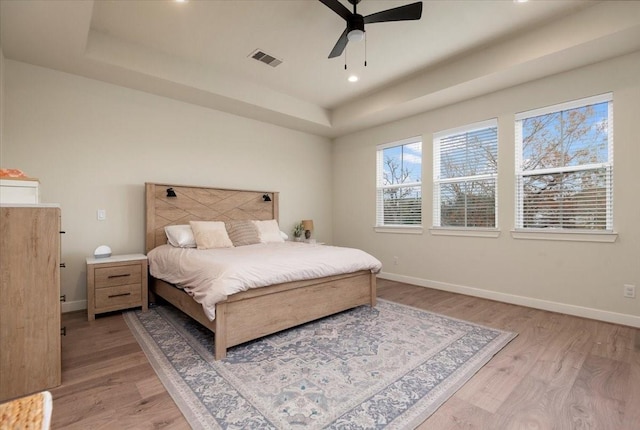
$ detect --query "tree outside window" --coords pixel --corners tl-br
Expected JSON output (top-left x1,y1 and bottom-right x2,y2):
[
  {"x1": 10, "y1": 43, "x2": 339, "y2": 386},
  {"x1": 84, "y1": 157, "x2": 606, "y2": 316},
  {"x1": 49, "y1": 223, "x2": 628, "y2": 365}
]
[
  {"x1": 516, "y1": 94, "x2": 613, "y2": 230},
  {"x1": 376, "y1": 138, "x2": 422, "y2": 226},
  {"x1": 434, "y1": 120, "x2": 498, "y2": 228}
]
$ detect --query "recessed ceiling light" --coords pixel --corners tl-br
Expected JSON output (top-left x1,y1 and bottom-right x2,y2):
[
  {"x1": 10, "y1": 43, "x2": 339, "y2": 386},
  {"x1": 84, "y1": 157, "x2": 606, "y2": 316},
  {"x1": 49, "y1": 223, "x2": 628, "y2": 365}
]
[
  {"x1": 175, "y1": 0, "x2": 188, "y2": 3},
  {"x1": 513, "y1": 0, "x2": 529, "y2": 3},
  {"x1": 348, "y1": 75, "x2": 359, "y2": 83}
]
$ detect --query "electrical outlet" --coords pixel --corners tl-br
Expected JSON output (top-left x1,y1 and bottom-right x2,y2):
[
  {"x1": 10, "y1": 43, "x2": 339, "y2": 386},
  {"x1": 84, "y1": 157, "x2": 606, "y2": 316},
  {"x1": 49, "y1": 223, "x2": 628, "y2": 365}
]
[
  {"x1": 623, "y1": 284, "x2": 636, "y2": 299},
  {"x1": 97, "y1": 209, "x2": 106, "y2": 221},
  {"x1": 393, "y1": 256, "x2": 399, "y2": 266}
]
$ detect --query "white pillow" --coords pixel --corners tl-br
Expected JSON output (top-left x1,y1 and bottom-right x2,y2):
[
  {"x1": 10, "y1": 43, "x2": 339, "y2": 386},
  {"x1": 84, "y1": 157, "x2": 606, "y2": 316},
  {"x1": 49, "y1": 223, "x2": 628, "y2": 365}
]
[
  {"x1": 254, "y1": 219, "x2": 285, "y2": 243},
  {"x1": 280, "y1": 230, "x2": 289, "y2": 240},
  {"x1": 189, "y1": 221, "x2": 234, "y2": 250},
  {"x1": 164, "y1": 225, "x2": 196, "y2": 248}
]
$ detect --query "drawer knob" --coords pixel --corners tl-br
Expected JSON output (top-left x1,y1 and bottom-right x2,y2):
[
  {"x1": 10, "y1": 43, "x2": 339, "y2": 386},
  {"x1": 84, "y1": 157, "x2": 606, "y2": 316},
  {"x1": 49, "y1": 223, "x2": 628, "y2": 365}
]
[{"x1": 107, "y1": 274, "x2": 131, "y2": 279}]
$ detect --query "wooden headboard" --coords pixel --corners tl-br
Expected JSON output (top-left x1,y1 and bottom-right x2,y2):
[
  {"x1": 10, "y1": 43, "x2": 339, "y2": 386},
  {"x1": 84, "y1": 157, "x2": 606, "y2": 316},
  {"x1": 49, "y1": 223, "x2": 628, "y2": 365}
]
[{"x1": 145, "y1": 182, "x2": 279, "y2": 253}]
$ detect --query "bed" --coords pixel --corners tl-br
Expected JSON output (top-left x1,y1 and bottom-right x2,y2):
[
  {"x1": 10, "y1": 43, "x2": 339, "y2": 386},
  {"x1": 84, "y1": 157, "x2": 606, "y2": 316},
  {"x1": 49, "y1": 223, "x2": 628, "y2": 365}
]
[{"x1": 145, "y1": 182, "x2": 380, "y2": 360}]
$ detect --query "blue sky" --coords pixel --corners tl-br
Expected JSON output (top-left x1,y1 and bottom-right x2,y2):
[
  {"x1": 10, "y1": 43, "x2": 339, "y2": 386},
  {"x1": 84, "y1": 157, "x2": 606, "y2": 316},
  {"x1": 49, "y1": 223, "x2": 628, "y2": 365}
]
[{"x1": 382, "y1": 142, "x2": 422, "y2": 185}]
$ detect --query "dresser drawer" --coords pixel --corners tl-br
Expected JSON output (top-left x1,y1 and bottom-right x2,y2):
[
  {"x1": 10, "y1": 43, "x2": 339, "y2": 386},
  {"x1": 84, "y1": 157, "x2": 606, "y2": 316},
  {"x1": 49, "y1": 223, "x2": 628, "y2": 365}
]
[
  {"x1": 95, "y1": 264, "x2": 141, "y2": 288},
  {"x1": 95, "y1": 284, "x2": 142, "y2": 309}
]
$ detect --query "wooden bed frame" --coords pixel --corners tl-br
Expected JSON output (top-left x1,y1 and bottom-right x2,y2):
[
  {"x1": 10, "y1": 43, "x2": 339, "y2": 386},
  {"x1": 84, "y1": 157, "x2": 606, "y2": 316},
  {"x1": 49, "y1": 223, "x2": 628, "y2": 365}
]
[{"x1": 145, "y1": 182, "x2": 376, "y2": 360}]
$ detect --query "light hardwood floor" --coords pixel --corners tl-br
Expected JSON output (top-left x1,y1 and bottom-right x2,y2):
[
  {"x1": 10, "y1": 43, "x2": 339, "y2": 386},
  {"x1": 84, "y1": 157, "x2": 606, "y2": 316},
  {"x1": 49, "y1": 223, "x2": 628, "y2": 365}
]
[{"x1": 51, "y1": 279, "x2": 640, "y2": 429}]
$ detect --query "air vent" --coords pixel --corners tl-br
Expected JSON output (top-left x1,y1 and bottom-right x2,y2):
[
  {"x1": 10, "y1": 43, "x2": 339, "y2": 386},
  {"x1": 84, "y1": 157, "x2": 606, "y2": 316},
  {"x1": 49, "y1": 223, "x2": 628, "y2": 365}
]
[{"x1": 249, "y1": 49, "x2": 283, "y2": 68}]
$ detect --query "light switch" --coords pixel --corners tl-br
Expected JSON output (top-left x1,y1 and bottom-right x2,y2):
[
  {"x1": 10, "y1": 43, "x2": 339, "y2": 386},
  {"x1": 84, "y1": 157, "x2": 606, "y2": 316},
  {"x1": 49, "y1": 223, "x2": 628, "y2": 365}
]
[{"x1": 97, "y1": 209, "x2": 106, "y2": 221}]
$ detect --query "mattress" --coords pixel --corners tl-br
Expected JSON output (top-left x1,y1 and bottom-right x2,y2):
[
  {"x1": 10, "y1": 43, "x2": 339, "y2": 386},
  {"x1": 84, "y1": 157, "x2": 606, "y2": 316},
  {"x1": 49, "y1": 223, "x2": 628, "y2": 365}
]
[{"x1": 147, "y1": 241, "x2": 382, "y2": 320}]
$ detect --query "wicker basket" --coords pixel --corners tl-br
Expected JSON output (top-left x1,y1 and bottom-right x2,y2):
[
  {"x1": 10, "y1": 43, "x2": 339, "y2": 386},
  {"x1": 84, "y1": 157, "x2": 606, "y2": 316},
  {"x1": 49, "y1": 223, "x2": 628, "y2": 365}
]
[{"x1": 0, "y1": 391, "x2": 52, "y2": 430}]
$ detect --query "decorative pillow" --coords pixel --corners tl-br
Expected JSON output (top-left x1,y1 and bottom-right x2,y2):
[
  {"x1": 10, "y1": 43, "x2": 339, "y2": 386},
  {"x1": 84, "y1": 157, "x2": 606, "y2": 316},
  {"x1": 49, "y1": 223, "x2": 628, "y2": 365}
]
[
  {"x1": 164, "y1": 225, "x2": 196, "y2": 248},
  {"x1": 254, "y1": 219, "x2": 285, "y2": 243},
  {"x1": 189, "y1": 221, "x2": 234, "y2": 250},
  {"x1": 225, "y1": 220, "x2": 260, "y2": 247},
  {"x1": 280, "y1": 230, "x2": 289, "y2": 240}
]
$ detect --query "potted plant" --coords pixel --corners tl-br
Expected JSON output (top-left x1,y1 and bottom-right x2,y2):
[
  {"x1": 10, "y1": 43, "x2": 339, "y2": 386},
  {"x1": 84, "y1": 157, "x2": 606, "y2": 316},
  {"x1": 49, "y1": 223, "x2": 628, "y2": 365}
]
[{"x1": 292, "y1": 222, "x2": 304, "y2": 241}]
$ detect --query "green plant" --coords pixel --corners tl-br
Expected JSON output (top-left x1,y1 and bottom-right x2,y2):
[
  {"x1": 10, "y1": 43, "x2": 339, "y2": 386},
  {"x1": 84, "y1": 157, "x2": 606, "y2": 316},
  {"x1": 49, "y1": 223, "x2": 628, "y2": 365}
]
[{"x1": 293, "y1": 222, "x2": 304, "y2": 238}]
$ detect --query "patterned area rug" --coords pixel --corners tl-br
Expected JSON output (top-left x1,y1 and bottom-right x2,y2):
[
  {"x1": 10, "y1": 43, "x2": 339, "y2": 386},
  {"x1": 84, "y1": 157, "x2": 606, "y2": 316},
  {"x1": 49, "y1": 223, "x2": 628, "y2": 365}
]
[{"x1": 124, "y1": 300, "x2": 516, "y2": 429}]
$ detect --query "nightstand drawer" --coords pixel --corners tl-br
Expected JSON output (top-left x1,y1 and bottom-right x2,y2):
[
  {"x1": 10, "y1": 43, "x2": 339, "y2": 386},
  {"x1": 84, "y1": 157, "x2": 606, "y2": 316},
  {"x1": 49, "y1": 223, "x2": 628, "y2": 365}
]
[
  {"x1": 95, "y1": 284, "x2": 142, "y2": 309},
  {"x1": 95, "y1": 264, "x2": 141, "y2": 288}
]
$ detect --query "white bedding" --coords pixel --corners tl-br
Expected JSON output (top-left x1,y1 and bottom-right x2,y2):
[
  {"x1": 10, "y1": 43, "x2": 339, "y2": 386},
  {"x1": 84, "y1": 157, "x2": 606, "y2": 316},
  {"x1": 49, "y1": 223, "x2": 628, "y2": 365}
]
[{"x1": 147, "y1": 242, "x2": 382, "y2": 321}]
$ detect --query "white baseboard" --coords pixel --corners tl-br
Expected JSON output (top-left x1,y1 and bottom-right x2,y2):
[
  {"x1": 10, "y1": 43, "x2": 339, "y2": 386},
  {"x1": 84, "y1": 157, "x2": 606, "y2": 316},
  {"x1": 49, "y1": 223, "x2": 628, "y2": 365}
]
[
  {"x1": 61, "y1": 299, "x2": 87, "y2": 313},
  {"x1": 378, "y1": 272, "x2": 640, "y2": 328}
]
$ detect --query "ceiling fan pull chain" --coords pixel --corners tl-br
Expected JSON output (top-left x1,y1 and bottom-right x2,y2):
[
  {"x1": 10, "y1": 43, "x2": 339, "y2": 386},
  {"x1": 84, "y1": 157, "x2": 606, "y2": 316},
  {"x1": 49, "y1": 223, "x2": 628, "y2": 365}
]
[
  {"x1": 364, "y1": 33, "x2": 367, "y2": 67},
  {"x1": 345, "y1": 46, "x2": 348, "y2": 70}
]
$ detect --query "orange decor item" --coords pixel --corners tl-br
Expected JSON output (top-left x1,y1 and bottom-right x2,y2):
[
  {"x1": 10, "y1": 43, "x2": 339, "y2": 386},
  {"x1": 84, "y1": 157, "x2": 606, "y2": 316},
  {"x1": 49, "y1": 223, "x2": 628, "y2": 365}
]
[{"x1": 0, "y1": 169, "x2": 30, "y2": 178}]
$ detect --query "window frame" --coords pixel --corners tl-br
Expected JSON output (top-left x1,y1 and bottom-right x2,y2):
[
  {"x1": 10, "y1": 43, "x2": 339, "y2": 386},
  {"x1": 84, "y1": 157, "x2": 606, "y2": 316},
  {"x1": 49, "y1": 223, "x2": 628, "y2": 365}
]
[
  {"x1": 375, "y1": 136, "x2": 423, "y2": 233},
  {"x1": 513, "y1": 93, "x2": 616, "y2": 242},
  {"x1": 432, "y1": 119, "x2": 499, "y2": 233}
]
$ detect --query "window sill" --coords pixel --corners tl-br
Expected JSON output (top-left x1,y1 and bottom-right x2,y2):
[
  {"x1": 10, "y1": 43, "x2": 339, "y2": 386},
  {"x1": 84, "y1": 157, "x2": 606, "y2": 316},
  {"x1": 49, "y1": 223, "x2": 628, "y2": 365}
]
[
  {"x1": 511, "y1": 229, "x2": 618, "y2": 243},
  {"x1": 374, "y1": 226, "x2": 423, "y2": 235},
  {"x1": 429, "y1": 228, "x2": 500, "y2": 238}
]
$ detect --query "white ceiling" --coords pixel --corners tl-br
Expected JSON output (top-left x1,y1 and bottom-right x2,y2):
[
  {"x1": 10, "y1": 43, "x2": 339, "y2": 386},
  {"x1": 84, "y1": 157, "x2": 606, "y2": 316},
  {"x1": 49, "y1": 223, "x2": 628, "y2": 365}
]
[{"x1": 2, "y1": 0, "x2": 640, "y2": 137}]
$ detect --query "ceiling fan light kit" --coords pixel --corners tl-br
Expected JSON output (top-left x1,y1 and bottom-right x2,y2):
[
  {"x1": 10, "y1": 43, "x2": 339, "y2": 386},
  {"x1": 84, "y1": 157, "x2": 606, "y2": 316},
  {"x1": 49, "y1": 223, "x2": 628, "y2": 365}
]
[
  {"x1": 319, "y1": 0, "x2": 423, "y2": 59},
  {"x1": 347, "y1": 29, "x2": 364, "y2": 42}
]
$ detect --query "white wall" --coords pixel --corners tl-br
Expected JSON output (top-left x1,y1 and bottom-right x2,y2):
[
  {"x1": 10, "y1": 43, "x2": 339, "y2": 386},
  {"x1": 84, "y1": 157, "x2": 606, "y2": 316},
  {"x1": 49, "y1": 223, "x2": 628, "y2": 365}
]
[
  {"x1": 3, "y1": 52, "x2": 638, "y2": 325},
  {"x1": 0, "y1": 46, "x2": 4, "y2": 146},
  {"x1": 2, "y1": 59, "x2": 333, "y2": 311},
  {"x1": 333, "y1": 52, "x2": 640, "y2": 327}
]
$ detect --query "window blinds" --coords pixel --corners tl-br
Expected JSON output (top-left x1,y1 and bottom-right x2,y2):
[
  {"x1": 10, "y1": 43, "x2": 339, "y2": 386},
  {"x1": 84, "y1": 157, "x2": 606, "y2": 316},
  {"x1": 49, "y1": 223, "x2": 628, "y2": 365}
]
[
  {"x1": 515, "y1": 93, "x2": 613, "y2": 231},
  {"x1": 433, "y1": 119, "x2": 498, "y2": 228},
  {"x1": 376, "y1": 138, "x2": 422, "y2": 227}
]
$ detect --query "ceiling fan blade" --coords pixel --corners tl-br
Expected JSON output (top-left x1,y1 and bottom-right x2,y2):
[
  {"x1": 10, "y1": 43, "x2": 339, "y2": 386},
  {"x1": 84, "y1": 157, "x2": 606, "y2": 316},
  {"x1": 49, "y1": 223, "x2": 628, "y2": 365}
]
[
  {"x1": 318, "y1": 0, "x2": 352, "y2": 21},
  {"x1": 364, "y1": 2, "x2": 422, "y2": 24},
  {"x1": 328, "y1": 28, "x2": 349, "y2": 58}
]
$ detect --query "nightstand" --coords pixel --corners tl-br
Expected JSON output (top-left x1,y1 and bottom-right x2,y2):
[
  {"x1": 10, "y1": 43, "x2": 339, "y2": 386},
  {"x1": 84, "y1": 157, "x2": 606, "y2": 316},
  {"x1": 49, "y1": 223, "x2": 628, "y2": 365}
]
[{"x1": 86, "y1": 253, "x2": 148, "y2": 321}]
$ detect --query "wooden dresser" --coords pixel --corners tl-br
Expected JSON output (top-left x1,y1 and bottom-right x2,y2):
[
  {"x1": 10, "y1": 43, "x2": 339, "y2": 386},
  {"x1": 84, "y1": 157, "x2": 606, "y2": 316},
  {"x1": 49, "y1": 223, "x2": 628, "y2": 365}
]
[{"x1": 0, "y1": 205, "x2": 62, "y2": 402}]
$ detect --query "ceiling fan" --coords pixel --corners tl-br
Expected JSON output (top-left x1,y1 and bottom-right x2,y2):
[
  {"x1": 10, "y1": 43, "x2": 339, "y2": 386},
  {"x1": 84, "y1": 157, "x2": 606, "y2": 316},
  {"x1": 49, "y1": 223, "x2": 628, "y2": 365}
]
[{"x1": 319, "y1": 0, "x2": 423, "y2": 59}]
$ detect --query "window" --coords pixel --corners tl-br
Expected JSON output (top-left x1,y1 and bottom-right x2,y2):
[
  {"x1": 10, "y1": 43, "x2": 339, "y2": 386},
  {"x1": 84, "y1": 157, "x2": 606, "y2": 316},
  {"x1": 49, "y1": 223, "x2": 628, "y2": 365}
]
[
  {"x1": 515, "y1": 93, "x2": 613, "y2": 231},
  {"x1": 433, "y1": 120, "x2": 498, "y2": 228},
  {"x1": 376, "y1": 137, "x2": 422, "y2": 227}
]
